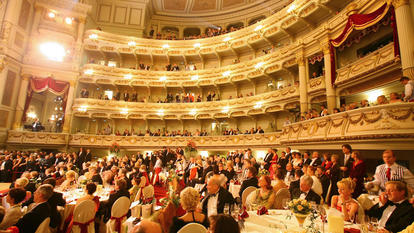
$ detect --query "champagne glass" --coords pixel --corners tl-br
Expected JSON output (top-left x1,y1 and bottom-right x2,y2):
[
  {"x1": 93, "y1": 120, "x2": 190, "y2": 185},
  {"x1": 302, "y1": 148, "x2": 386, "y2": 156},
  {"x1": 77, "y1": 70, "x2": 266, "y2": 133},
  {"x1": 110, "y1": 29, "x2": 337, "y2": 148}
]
[
  {"x1": 282, "y1": 198, "x2": 290, "y2": 210},
  {"x1": 370, "y1": 217, "x2": 379, "y2": 231},
  {"x1": 318, "y1": 205, "x2": 327, "y2": 233}
]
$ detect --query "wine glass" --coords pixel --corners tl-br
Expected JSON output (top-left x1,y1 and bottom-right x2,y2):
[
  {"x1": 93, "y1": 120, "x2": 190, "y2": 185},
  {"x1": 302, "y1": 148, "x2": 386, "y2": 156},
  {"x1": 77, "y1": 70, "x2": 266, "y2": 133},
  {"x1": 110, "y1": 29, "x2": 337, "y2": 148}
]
[
  {"x1": 224, "y1": 203, "x2": 230, "y2": 215},
  {"x1": 318, "y1": 205, "x2": 327, "y2": 233},
  {"x1": 370, "y1": 217, "x2": 379, "y2": 231},
  {"x1": 282, "y1": 198, "x2": 290, "y2": 210}
]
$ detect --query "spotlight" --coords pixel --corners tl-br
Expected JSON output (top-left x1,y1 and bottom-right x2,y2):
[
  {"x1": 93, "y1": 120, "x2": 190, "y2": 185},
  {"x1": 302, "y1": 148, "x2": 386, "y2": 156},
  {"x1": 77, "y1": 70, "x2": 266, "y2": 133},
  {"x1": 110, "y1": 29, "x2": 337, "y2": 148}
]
[
  {"x1": 39, "y1": 42, "x2": 66, "y2": 62},
  {"x1": 65, "y1": 17, "x2": 73, "y2": 25},
  {"x1": 48, "y1": 12, "x2": 56, "y2": 18}
]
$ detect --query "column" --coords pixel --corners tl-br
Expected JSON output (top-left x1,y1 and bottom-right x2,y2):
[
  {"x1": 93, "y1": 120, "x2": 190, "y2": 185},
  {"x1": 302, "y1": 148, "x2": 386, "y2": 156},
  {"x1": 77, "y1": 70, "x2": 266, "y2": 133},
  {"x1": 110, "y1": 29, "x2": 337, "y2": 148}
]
[
  {"x1": 321, "y1": 41, "x2": 337, "y2": 113},
  {"x1": 30, "y1": 5, "x2": 44, "y2": 36},
  {"x1": 178, "y1": 26, "x2": 184, "y2": 39},
  {"x1": 62, "y1": 80, "x2": 75, "y2": 133},
  {"x1": 77, "y1": 17, "x2": 86, "y2": 43},
  {"x1": 12, "y1": 74, "x2": 30, "y2": 130},
  {"x1": 393, "y1": 0, "x2": 414, "y2": 79},
  {"x1": 297, "y1": 55, "x2": 308, "y2": 114}
]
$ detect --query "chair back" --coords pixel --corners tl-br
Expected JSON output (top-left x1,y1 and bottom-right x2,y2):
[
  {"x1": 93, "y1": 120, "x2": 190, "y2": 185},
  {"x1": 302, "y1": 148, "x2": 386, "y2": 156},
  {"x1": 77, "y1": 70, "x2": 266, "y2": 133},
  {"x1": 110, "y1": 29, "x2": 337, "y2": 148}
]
[
  {"x1": 35, "y1": 217, "x2": 51, "y2": 233},
  {"x1": 142, "y1": 185, "x2": 154, "y2": 199},
  {"x1": 177, "y1": 223, "x2": 207, "y2": 233},
  {"x1": 242, "y1": 186, "x2": 257, "y2": 206},
  {"x1": 274, "y1": 188, "x2": 291, "y2": 209},
  {"x1": 354, "y1": 198, "x2": 366, "y2": 224},
  {"x1": 111, "y1": 196, "x2": 130, "y2": 217},
  {"x1": 72, "y1": 200, "x2": 96, "y2": 233}
]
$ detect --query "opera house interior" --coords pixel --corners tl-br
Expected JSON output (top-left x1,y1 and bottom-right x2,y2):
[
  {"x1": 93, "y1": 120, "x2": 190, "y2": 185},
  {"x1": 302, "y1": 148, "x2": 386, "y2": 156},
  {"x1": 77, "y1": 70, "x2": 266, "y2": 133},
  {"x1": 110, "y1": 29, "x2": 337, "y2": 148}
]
[{"x1": 0, "y1": 0, "x2": 413, "y2": 232}]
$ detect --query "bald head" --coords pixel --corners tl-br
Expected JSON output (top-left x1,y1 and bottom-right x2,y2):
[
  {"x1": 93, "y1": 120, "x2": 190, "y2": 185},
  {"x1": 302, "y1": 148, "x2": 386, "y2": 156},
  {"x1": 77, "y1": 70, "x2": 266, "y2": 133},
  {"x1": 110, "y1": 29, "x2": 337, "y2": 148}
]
[{"x1": 130, "y1": 220, "x2": 162, "y2": 233}]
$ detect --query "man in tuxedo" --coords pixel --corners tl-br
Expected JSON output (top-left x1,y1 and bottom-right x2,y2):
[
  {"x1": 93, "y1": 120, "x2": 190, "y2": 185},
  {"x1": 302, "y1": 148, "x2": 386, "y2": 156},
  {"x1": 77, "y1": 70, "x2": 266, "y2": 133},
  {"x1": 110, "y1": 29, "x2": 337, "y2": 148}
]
[
  {"x1": 263, "y1": 148, "x2": 274, "y2": 170},
  {"x1": 85, "y1": 149, "x2": 92, "y2": 163},
  {"x1": 285, "y1": 147, "x2": 293, "y2": 161},
  {"x1": 309, "y1": 151, "x2": 322, "y2": 167},
  {"x1": 302, "y1": 152, "x2": 312, "y2": 166},
  {"x1": 12, "y1": 184, "x2": 53, "y2": 232},
  {"x1": 367, "y1": 181, "x2": 414, "y2": 233},
  {"x1": 239, "y1": 167, "x2": 258, "y2": 198},
  {"x1": 123, "y1": 92, "x2": 129, "y2": 101},
  {"x1": 290, "y1": 175, "x2": 321, "y2": 204},
  {"x1": 340, "y1": 144, "x2": 354, "y2": 178},
  {"x1": 201, "y1": 176, "x2": 234, "y2": 217},
  {"x1": 284, "y1": 163, "x2": 295, "y2": 184},
  {"x1": 1, "y1": 155, "x2": 13, "y2": 182}
]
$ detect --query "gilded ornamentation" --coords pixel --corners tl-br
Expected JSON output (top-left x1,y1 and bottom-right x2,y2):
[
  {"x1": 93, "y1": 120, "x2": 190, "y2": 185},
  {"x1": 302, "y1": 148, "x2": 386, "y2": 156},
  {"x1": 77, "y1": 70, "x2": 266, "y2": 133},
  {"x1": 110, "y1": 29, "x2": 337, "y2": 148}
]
[{"x1": 392, "y1": 0, "x2": 409, "y2": 9}]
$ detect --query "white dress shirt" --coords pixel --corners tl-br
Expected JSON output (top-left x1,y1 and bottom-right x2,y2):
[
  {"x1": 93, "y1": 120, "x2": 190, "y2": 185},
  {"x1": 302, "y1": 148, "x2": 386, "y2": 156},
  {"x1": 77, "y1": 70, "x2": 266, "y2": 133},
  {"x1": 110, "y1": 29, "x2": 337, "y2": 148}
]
[
  {"x1": 404, "y1": 80, "x2": 414, "y2": 101},
  {"x1": 311, "y1": 175, "x2": 323, "y2": 196},
  {"x1": 207, "y1": 193, "x2": 219, "y2": 217},
  {"x1": 378, "y1": 200, "x2": 405, "y2": 228}
]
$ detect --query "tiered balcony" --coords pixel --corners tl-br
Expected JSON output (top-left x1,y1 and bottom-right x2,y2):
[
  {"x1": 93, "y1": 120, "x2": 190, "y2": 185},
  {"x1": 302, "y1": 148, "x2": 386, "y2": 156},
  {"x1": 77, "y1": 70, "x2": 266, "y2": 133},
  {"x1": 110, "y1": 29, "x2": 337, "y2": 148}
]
[
  {"x1": 71, "y1": 87, "x2": 300, "y2": 119},
  {"x1": 8, "y1": 103, "x2": 414, "y2": 150}
]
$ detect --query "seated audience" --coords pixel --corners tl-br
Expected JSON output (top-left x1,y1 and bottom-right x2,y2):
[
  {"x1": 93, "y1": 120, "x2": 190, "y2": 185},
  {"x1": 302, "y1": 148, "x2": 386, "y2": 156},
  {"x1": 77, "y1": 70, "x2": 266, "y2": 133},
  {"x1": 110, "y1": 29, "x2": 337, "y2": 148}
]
[
  {"x1": 272, "y1": 169, "x2": 288, "y2": 194},
  {"x1": 208, "y1": 214, "x2": 240, "y2": 233},
  {"x1": 246, "y1": 175, "x2": 275, "y2": 210},
  {"x1": 290, "y1": 175, "x2": 321, "y2": 204},
  {"x1": 201, "y1": 176, "x2": 234, "y2": 217},
  {"x1": 367, "y1": 181, "x2": 414, "y2": 233},
  {"x1": 0, "y1": 188, "x2": 26, "y2": 230},
  {"x1": 331, "y1": 178, "x2": 360, "y2": 222},
  {"x1": 169, "y1": 187, "x2": 209, "y2": 233},
  {"x1": 239, "y1": 167, "x2": 258, "y2": 198},
  {"x1": 101, "y1": 179, "x2": 130, "y2": 222},
  {"x1": 60, "y1": 170, "x2": 77, "y2": 190},
  {"x1": 76, "y1": 182, "x2": 99, "y2": 210}
]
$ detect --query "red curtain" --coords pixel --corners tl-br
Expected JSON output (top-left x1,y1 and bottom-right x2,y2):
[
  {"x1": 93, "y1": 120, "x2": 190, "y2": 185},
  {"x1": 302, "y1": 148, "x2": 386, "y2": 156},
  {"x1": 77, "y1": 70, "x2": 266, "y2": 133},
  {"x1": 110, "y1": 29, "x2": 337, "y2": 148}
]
[
  {"x1": 328, "y1": 2, "x2": 399, "y2": 85},
  {"x1": 22, "y1": 77, "x2": 69, "y2": 122}
]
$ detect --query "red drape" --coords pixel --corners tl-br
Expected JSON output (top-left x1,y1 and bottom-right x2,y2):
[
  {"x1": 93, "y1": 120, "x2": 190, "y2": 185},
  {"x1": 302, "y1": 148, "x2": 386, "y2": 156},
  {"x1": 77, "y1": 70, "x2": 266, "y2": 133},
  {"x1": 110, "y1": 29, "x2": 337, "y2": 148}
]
[
  {"x1": 328, "y1": 2, "x2": 399, "y2": 85},
  {"x1": 22, "y1": 77, "x2": 69, "y2": 122}
]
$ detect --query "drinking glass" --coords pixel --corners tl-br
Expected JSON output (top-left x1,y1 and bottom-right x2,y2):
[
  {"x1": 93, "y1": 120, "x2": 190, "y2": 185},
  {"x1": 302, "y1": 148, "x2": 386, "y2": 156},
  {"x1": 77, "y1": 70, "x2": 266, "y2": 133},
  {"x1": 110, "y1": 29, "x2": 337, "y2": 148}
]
[
  {"x1": 370, "y1": 217, "x2": 379, "y2": 231},
  {"x1": 282, "y1": 198, "x2": 290, "y2": 210}
]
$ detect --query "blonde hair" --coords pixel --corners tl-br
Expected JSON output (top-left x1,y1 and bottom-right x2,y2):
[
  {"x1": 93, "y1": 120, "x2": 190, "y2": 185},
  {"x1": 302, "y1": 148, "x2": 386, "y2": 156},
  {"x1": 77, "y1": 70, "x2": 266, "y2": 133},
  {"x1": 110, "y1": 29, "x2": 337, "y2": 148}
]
[
  {"x1": 66, "y1": 170, "x2": 76, "y2": 179},
  {"x1": 15, "y1": 177, "x2": 29, "y2": 188},
  {"x1": 180, "y1": 187, "x2": 200, "y2": 211},
  {"x1": 337, "y1": 178, "x2": 356, "y2": 191}
]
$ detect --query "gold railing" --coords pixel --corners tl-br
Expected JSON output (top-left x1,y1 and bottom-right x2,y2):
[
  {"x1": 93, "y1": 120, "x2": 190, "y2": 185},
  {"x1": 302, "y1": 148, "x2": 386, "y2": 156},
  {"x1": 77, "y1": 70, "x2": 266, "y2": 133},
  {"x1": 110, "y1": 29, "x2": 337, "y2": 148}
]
[
  {"x1": 7, "y1": 103, "x2": 414, "y2": 149},
  {"x1": 72, "y1": 87, "x2": 300, "y2": 119}
]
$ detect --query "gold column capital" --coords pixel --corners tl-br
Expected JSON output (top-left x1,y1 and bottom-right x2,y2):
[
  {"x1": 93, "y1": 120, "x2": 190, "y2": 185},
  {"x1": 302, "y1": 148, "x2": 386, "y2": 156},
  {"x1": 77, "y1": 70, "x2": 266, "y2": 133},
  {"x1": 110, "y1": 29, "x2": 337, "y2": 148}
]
[
  {"x1": 320, "y1": 40, "x2": 331, "y2": 55},
  {"x1": 21, "y1": 74, "x2": 31, "y2": 81},
  {"x1": 296, "y1": 55, "x2": 306, "y2": 66},
  {"x1": 392, "y1": 0, "x2": 409, "y2": 9},
  {"x1": 78, "y1": 16, "x2": 86, "y2": 24},
  {"x1": 69, "y1": 80, "x2": 76, "y2": 87}
]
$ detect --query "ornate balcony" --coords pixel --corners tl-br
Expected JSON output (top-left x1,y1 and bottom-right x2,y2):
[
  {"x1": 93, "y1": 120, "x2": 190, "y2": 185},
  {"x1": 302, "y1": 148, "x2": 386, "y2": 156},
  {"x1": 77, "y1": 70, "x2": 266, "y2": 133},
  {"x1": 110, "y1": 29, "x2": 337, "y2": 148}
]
[
  {"x1": 71, "y1": 87, "x2": 300, "y2": 119},
  {"x1": 7, "y1": 103, "x2": 414, "y2": 150}
]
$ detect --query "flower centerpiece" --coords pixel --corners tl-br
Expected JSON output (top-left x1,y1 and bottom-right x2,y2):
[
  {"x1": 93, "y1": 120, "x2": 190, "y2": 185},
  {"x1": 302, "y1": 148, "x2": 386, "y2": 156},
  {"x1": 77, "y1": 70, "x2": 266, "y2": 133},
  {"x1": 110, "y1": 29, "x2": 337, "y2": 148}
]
[
  {"x1": 288, "y1": 199, "x2": 312, "y2": 228},
  {"x1": 184, "y1": 140, "x2": 197, "y2": 158},
  {"x1": 258, "y1": 168, "x2": 270, "y2": 177},
  {"x1": 109, "y1": 142, "x2": 120, "y2": 155}
]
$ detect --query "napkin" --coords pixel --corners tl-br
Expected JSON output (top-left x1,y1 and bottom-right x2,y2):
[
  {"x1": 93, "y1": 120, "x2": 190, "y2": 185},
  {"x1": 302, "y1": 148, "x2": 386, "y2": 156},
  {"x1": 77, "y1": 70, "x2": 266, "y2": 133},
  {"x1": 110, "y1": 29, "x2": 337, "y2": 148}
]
[
  {"x1": 234, "y1": 180, "x2": 240, "y2": 185},
  {"x1": 344, "y1": 228, "x2": 360, "y2": 233},
  {"x1": 238, "y1": 206, "x2": 249, "y2": 220},
  {"x1": 256, "y1": 206, "x2": 268, "y2": 215}
]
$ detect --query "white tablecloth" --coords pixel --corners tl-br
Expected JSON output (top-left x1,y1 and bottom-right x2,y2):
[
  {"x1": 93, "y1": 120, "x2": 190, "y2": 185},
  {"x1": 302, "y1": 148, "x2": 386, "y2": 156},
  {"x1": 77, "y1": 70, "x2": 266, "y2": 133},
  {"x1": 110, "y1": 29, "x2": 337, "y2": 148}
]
[
  {"x1": 242, "y1": 210, "x2": 361, "y2": 233},
  {"x1": 229, "y1": 183, "x2": 241, "y2": 198}
]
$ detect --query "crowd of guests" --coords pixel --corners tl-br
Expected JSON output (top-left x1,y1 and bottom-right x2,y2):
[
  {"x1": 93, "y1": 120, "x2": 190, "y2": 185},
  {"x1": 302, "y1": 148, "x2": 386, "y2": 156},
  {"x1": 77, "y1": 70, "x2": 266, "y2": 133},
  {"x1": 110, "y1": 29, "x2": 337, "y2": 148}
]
[
  {"x1": 96, "y1": 126, "x2": 209, "y2": 137},
  {"x1": 222, "y1": 126, "x2": 264, "y2": 135},
  {"x1": 0, "y1": 143, "x2": 413, "y2": 232},
  {"x1": 150, "y1": 25, "x2": 245, "y2": 41}
]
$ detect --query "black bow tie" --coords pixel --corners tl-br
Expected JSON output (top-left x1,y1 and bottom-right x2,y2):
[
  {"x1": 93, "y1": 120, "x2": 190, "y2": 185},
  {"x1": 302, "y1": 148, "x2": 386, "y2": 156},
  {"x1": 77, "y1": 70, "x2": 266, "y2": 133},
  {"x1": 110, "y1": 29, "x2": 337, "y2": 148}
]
[
  {"x1": 389, "y1": 202, "x2": 401, "y2": 207},
  {"x1": 210, "y1": 192, "x2": 218, "y2": 198}
]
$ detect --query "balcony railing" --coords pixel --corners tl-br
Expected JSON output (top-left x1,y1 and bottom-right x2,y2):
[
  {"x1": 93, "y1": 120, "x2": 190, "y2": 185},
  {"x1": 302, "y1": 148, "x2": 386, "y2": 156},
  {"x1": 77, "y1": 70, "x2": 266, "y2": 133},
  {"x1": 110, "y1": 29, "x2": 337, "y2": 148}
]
[
  {"x1": 7, "y1": 103, "x2": 414, "y2": 149},
  {"x1": 72, "y1": 87, "x2": 300, "y2": 119}
]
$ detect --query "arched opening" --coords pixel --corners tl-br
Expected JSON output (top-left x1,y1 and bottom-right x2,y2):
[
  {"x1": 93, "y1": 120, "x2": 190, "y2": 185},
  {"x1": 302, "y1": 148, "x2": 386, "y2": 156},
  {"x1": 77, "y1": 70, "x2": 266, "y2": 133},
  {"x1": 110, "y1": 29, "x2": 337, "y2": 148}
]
[
  {"x1": 248, "y1": 15, "x2": 266, "y2": 25},
  {"x1": 226, "y1": 22, "x2": 244, "y2": 32},
  {"x1": 183, "y1": 27, "x2": 201, "y2": 39},
  {"x1": 161, "y1": 26, "x2": 179, "y2": 40}
]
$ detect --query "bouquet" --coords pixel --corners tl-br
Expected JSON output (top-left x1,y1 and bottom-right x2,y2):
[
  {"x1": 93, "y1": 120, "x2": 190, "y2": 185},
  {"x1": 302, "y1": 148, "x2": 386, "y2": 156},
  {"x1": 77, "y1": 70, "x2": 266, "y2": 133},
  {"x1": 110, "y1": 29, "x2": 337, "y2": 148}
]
[
  {"x1": 109, "y1": 142, "x2": 120, "y2": 153},
  {"x1": 258, "y1": 168, "x2": 270, "y2": 177},
  {"x1": 288, "y1": 199, "x2": 312, "y2": 215},
  {"x1": 185, "y1": 140, "x2": 197, "y2": 152}
]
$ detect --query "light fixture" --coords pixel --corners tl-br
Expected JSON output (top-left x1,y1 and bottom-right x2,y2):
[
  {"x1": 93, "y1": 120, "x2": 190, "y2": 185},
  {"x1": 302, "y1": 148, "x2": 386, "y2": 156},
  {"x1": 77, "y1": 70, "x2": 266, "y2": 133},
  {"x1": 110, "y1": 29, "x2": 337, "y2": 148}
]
[
  {"x1": 108, "y1": 61, "x2": 116, "y2": 67},
  {"x1": 84, "y1": 69, "x2": 94, "y2": 75},
  {"x1": 366, "y1": 89, "x2": 383, "y2": 103},
  {"x1": 159, "y1": 76, "x2": 167, "y2": 81},
  {"x1": 222, "y1": 71, "x2": 231, "y2": 77},
  {"x1": 27, "y1": 112, "x2": 37, "y2": 119},
  {"x1": 39, "y1": 42, "x2": 66, "y2": 62},
  {"x1": 254, "y1": 25, "x2": 263, "y2": 31},
  {"x1": 162, "y1": 44, "x2": 170, "y2": 49},
  {"x1": 157, "y1": 109, "x2": 164, "y2": 116},
  {"x1": 124, "y1": 74, "x2": 132, "y2": 80},
  {"x1": 194, "y1": 43, "x2": 201, "y2": 48},
  {"x1": 223, "y1": 37, "x2": 231, "y2": 42},
  {"x1": 48, "y1": 12, "x2": 56, "y2": 18},
  {"x1": 190, "y1": 109, "x2": 197, "y2": 116},
  {"x1": 287, "y1": 4, "x2": 296, "y2": 13},
  {"x1": 200, "y1": 151, "x2": 209, "y2": 157},
  {"x1": 221, "y1": 106, "x2": 230, "y2": 113},
  {"x1": 191, "y1": 75, "x2": 199, "y2": 81},
  {"x1": 128, "y1": 41, "x2": 136, "y2": 46},
  {"x1": 254, "y1": 101, "x2": 263, "y2": 109},
  {"x1": 65, "y1": 17, "x2": 72, "y2": 25},
  {"x1": 89, "y1": 34, "x2": 98, "y2": 39},
  {"x1": 254, "y1": 62, "x2": 265, "y2": 69},
  {"x1": 78, "y1": 106, "x2": 88, "y2": 112},
  {"x1": 120, "y1": 108, "x2": 128, "y2": 115}
]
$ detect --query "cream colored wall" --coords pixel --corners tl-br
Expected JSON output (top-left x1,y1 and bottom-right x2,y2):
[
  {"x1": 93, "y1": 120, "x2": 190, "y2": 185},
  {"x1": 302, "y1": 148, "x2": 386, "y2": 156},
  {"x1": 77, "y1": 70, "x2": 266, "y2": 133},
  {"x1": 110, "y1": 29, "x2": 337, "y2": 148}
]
[
  {"x1": 182, "y1": 119, "x2": 200, "y2": 132},
  {"x1": 255, "y1": 114, "x2": 274, "y2": 132},
  {"x1": 148, "y1": 119, "x2": 164, "y2": 131},
  {"x1": 274, "y1": 111, "x2": 292, "y2": 131},
  {"x1": 236, "y1": 116, "x2": 254, "y2": 132},
  {"x1": 238, "y1": 81, "x2": 254, "y2": 96},
  {"x1": 149, "y1": 87, "x2": 166, "y2": 102},
  {"x1": 165, "y1": 120, "x2": 182, "y2": 132},
  {"x1": 131, "y1": 119, "x2": 146, "y2": 133}
]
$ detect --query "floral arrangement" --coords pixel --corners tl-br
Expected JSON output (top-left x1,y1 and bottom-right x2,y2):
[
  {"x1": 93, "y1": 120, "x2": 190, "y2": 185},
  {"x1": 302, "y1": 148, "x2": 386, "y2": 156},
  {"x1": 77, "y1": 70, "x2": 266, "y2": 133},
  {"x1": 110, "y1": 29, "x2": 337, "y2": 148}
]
[
  {"x1": 288, "y1": 199, "x2": 312, "y2": 215},
  {"x1": 160, "y1": 184, "x2": 180, "y2": 207},
  {"x1": 185, "y1": 140, "x2": 197, "y2": 152},
  {"x1": 258, "y1": 168, "x2": 270, "y2": 177},
  {"x1": 109, "y1": 142, "x2": 120, "y2": 153}
]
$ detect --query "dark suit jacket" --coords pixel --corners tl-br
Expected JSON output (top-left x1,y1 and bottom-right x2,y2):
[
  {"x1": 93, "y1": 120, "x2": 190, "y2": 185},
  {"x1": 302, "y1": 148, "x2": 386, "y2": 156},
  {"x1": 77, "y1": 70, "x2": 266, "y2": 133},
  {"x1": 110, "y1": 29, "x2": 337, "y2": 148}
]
[
  {"x1": 309, "y1": 158, "x2": 322, "y2": 167},
  {"x1": 289, "y1": 179, "x2": 300, "y2": 195},
  {"x1": 342, "y1": 155, "x2": 354, "y2": 178},
  {"x1": 103, "y1": 189, "x2": 130, "y2": 222},
  {"x1": 92, "y1": 174, "x2": 103, "y2": 184},
  {"x1": 239, "y1": 177, "x2": 259, "y2": 197},
  {"x1": 302, "y1": 158, "x2": 312, "y2": 166},
  {"x1": 48, "y1": 191, "x2": 66, "y2": 228},
  {"x1": 264, "y1": 153, "x2": 273, "y2": 170},
  {"x1": 367, "y1": 200, "x2": 414, "y2": 233},
  {"x1": 201, "y1": 187, "x2": 234, "y2": 215},
  {"x1": 85, "y1": 152, "x2": 92, "y2": 163},
  {"x1": 291, "y1": 188, "x2": 321, "y2": 204},
  {"x1": 15, "y1": 202, "x2": 51, "y2": 232}
]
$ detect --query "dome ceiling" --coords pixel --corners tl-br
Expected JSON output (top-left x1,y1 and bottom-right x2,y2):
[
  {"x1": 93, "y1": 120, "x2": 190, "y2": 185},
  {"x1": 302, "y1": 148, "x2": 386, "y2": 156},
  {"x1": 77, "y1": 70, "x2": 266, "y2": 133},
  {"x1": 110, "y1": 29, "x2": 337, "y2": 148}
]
[{"x1": 151, "y1": 0, "x2": 270, "y2": 15}]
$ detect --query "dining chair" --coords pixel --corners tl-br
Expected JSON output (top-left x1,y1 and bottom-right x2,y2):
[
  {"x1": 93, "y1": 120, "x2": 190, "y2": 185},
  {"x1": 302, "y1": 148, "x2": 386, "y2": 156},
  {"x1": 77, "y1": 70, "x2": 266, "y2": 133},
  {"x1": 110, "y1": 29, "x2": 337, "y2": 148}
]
[
  {"x1": 71, "y1": 199, "x2": 96, "y2": 233},
  {"x1": 106, "y1": 196, "x2": 130, "y2": 233},
  {"x1": 177, "y1": 222, "x2": 207, "y2": 233},
  {"x1": 35, "y1": 217, "x2": 51, "y2": 233},
  {"x1": 274, "y1": 188, "x2": 291, "y2": 209},
  {"x1": 242, "y1": 186, "x2": 257, "y2": 207}
]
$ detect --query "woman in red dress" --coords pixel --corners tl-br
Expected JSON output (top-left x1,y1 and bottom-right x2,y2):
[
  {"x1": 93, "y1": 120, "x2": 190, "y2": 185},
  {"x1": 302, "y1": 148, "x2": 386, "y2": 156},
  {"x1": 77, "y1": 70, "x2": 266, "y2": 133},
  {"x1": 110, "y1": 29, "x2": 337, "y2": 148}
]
[{"x1": 349, "y1": 151, "x2": 366, "y2": 198}]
